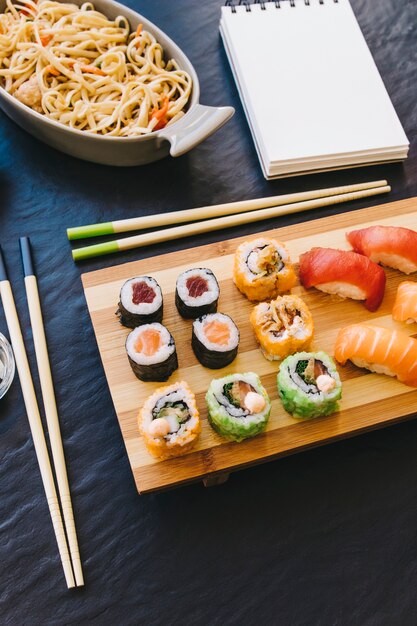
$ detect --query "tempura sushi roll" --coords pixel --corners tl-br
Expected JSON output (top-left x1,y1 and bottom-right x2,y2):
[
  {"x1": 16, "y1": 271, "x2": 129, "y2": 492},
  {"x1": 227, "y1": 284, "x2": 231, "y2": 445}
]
[
  {"x1": 278, "y1": 351, "x2": 342, "y2": 419},
  {"x1": 299, "y1": 247, "x2": 386, "y2": 311},
  {"x1": 347, "y1": 225, "x2": 417, "y2": 274},
  {"x1": 334, "y1": 323, "x2": 417, "y2": 387},
  {"x1": 192, "y1": 313, "x2": 239, "y2": 369},
  {"x1": 126, "y1": 323, "x2": 178, "y2": 382},
  {"x1": 206, "y1": 372, "x2": 271, "y2": 442},
  {"x1": 117, "y1": 276, "x2": 163, "y2": 328},
  {"x1": 392, "y1": 281, "x2": 417, "y2": 324},
  {"x1": 250, "y1": 294, "x2": 314, "y2": 361},
  {"x1": 139, "y1": 381, "x2": 200, "y2": 460},
  {"x1": 175, "y1": 268, "x2": 219, "y2": 319},
  {"x1": 233, "y1": 237, "x2": 297, "y2": 302}
]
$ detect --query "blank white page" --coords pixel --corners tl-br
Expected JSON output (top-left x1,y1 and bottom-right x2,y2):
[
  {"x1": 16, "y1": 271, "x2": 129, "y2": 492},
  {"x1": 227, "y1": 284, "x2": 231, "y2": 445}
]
[{"x1": 220, "y1": 0, "x2": 408, "y2": 167}]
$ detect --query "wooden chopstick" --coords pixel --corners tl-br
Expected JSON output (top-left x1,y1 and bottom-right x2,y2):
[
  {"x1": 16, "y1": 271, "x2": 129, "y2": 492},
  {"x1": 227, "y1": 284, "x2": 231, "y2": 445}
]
[
  {"x1": 67, "y1": 180, "x2": 388, "y2": 240},
  {"x1": 72, "y1": 183, "x2": 390, "y2": 261},
  {"x1": 19, "y1": 238, "x2": 84, "y2": 587},
  {"x1": 0, "y1": 246, "x2": 75, "y2": 589}
]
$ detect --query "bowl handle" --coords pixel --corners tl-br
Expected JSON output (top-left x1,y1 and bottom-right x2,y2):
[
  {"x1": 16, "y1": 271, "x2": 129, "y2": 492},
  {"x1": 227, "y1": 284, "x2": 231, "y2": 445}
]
[{"x1": 158, "y1": 104, "x2": 234, "y2": 157}]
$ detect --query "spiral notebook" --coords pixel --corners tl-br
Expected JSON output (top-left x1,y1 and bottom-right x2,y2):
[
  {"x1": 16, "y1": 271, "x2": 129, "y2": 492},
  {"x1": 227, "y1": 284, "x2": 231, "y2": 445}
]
[{"x1": 220, "y1": 0, "x2": 409, "y2": 179}]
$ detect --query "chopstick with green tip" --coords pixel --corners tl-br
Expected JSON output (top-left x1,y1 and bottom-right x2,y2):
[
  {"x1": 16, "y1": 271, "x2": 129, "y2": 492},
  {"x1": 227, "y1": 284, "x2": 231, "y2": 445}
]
[
  {"x1": 68, "y1": 180, "x2": 388, "y2": 241},
  {"x1": 71, "y1": 183, "x2": 390, "y2": 261}
]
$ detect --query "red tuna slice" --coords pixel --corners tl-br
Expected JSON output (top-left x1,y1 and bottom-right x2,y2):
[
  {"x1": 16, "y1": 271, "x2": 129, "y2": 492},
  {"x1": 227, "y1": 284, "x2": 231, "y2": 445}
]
[
  {"x1": 132, "y1": 281, "x2": 156, "y2": 305},
  {"x1": 346, "y1": 225, "x2": 417, "y2": 270},
  {"x1": 299, "y1": 247, "x2": 386, "y2": 312},
  {"x1": 186, "y1": 275, "x2": 209, "y2": 298}
]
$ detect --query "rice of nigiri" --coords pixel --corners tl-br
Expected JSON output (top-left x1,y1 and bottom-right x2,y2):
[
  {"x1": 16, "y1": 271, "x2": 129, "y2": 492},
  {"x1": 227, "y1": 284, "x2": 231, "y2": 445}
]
[
  {"x1": 347, "y1": 225, "x2": 417, "y2": 274},
  {"x1": 334, "y1": 323, "x2": 417, "y2": 387},
  {"x1": 392, "y1": 281, "x2": 417, "y2": 324}
]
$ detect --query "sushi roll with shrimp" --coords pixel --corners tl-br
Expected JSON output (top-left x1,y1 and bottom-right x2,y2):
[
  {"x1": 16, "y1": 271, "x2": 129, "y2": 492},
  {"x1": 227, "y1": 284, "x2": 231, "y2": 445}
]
[
  {"x1": 334, "y1": 324, "x2": 417, "y2": 387},
  {"x1": 347, "y1": 225, "x2": 417, "y2": 274},
  {"x1": 175, "y1": 268, "x2": 219, "y2": 319},
  {"x1": 233, "y1": 237, "x2": 297, "y2": 302},
  {"x1": 192, "y1": 312, "x2": 239, "y2": 369},
  {"x1": 139, "y1": 381, "x2": 200, "y2": 460},
  {"x1": 250, "y1": 294, "x2": 314, "y2": 361},
  {"x1": 117, "y1": 276, "x2": 163, "y2": 328},
  {"x1": 392, "y1": 281, "x2": 417, "y2": 324},
  {"x1": 126, "y1": 323, "x2": 178, "y2": 382},
  {"x1": 299, "y1": 247, "x2": 386, "y2": 311},
  {"x1": 278, "y1": 351, "x2": 342, "y2": 419},
  {"x1": 206, "y1": 372, "x2": 271, "y2": 442}
]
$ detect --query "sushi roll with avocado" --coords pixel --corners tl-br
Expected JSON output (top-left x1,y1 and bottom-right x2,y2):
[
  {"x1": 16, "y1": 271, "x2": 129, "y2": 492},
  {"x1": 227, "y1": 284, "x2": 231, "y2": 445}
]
[
  {"x1": 192, "y1": 312, "x2": 239, "y2": 369},
  {"x1": 175, "y1": 268, "x2": 219, "y2": 319},
  {"x1": 277, "y1": 351, "x2": 342, "y2": 419},
  {"x1": 117, "y1": 276, "x2": 163, "y2": 328},
  {"x1": 206, "y1": 372, "x2": 271, "y2": 442},
  {"x1": 139, "y1": 381, "x2": 200, "y2": 460},
  {"x1": 126, "y1": 323, "x2": 178, "y2": 382}
]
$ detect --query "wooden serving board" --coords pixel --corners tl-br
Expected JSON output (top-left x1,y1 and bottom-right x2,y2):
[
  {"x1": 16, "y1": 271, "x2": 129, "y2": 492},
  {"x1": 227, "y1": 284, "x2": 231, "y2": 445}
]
[{"x1": 82, "y1": 197, "x2": 417, "y2": 493}]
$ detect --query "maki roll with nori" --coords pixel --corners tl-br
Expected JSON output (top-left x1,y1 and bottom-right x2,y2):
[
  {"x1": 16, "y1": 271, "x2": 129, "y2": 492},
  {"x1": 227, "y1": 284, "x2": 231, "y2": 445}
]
[
  {"x1": 117, "y1": 276, "x2": 163, "y2": 328},
  {"x1": 278, "y1": 351, "x2": 342, "y2": 419},
  {"x1": 206, "y1": 372, "x2": 270, "y2": 442},
  {"x1": 139, "y1": 381, "x2": 200, "y2": 460},
  {"x1": 175, "y1": 268, "x2": 219, "y2": 319},
  {"x1": 126, "y1": 323, "x2": 178, "y2": 382},
  {"x1": 250, "y1": 294, "x2": 314, "y2": 361},
  {"x1": 192, "y1": 312, "x2": 239, "y2": 369},
  {"x1": 233, "y1": 237, "x2": 297, "y2": 302}
]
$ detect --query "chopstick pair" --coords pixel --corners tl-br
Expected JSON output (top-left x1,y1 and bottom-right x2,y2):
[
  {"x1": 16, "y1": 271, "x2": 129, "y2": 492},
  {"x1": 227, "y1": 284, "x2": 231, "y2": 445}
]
[
  {"x1": 0, "y1": 239, "x2": 83, "y2": 589},
  {"x1": 68, "y1": 180, "x2": 391, "y2": 261}
]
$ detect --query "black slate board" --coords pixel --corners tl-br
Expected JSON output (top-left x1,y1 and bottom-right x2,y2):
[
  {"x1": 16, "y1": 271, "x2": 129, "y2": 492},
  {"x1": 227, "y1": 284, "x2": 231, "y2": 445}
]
[{"x1": 0, "y1": 0, "x2": 417, "y2": 623}]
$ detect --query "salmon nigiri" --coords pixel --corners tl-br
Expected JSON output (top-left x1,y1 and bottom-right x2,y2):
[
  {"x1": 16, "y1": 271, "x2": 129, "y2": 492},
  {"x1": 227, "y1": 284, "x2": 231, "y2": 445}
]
[
  {"x1": 392, "y1": 281, "x2": 417, "y2": 324},
  {"x1": 347, "y1": 225, "x2": 417, "y2": 274},
  {"x1": 299, "y1": 247, "x2": 386, "y2": 311},
  {"x1": 334, "y1": 324, "x2": 417, "y2": 387}
]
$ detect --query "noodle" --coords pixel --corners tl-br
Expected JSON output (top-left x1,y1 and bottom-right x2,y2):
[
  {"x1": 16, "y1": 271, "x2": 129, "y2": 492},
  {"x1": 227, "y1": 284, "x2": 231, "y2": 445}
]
[{"x1": 0, "y1": 0, "x2": 192, "y2": 135}]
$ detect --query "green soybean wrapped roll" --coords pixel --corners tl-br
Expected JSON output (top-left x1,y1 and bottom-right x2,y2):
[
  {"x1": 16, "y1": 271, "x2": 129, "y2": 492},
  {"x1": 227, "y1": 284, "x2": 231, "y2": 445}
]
[
  {"x1": 205, "y1": 372, "x2": 271, "y2": 442},
  {"x1": 277, "y1": 351, "x2": 342, "y2": 419}
]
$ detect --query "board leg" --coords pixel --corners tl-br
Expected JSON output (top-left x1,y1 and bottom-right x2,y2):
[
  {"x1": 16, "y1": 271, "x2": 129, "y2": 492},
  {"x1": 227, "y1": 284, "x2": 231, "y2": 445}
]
[{"x1": 203, "y1": 473, "x2": 230, "y2": 487}]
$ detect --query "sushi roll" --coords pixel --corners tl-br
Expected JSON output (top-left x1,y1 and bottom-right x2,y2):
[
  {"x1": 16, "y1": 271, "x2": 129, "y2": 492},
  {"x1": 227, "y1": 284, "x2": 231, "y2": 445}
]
[
  {"x1": 347, "y1": 225, "x2": 417, "y2": 274},
  {"x1": 139, "y1": 381, "x2": 200, "y2": 460},
  {"x1": 392, "y1": 281, "x2": 417, "y2": 324},
  {"x1": 192, "y1": 312, "x2": 239, "y2": 369},
  {"x1": 278, "y1": 351, "x2": 342, "y2": 419},
  {"x1": 126, "y1": 323, "x2": 178, "y2": 382},
  {"x1": 233, "y1": 237, "x2": 297, "y2": 302},
  {"x1": 175, "y1": 268, "x2": 219, "y2": 319},
  {"x1": 334, "y1": 323, "x2": 417, "y2": 387},
  {"x1": 250, "y1": 294, "x2": 314, "y2": 361},
  {"x1": 205, "y1": 372, "x2": 271, "y2": 442},
  {"x1": 117, "y1": 276, "x2": 163, "y2": 328},
  {"x1": 299, "y1": 247, "x2": 386, "y2": 311}
]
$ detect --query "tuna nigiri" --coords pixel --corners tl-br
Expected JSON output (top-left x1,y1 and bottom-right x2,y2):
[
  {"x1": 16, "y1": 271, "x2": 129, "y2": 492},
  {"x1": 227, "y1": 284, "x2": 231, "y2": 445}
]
[
  {"x1": 334, "y1": 323, "x2": 417, "y2": 387},
  {"x1": 298, "y1": 247, "x2": 386, "y2": 311},
  {"x1": 347, "y1": 225, "x2": 417, "y2": 274},
  {"x1": 392, "y1": 281, "x2": 417, "y2": 324}
]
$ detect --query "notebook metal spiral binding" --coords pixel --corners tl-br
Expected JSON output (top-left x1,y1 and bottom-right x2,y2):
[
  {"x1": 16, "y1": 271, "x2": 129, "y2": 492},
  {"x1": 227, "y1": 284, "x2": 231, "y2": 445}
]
[{"x1": 226, "y1": 0, "x2": 338, "y2": 9}]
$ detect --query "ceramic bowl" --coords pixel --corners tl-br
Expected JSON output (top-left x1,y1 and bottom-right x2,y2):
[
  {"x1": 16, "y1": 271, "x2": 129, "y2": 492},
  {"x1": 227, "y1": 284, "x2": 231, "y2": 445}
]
[{"x1": 0, "y1": 0, "x2": 234, "y2": 166}]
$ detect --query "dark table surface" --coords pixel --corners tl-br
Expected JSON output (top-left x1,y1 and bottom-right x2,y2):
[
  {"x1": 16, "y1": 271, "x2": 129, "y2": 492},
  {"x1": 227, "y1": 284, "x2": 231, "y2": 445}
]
[{"x1": 1, "y1": 0, "x2": 417, "y2": 624}]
